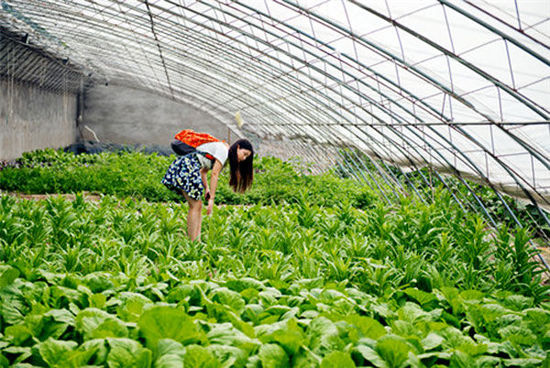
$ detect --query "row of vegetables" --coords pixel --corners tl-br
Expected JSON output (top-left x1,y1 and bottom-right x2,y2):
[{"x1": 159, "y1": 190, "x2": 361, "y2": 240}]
[
  {"x1": 0, "y1": 192, "x2": 548, "y2": 367},
  {"x1": 0, "y1": 261, "x2": 548, "y2": 367},
  {"x1": 0, "y1": 150, "x2": 548, "y2": 367}
]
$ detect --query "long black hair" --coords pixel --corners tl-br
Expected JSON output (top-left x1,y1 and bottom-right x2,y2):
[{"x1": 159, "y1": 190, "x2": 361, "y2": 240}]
[{"x1": 228, "y1": 139, "x2": 254, "y2": 193}]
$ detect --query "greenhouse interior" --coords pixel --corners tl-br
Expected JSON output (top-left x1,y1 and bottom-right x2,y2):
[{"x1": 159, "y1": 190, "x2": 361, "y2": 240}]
[{"x1": 1, "y1": 0, "x2": 549, "y2": 367}]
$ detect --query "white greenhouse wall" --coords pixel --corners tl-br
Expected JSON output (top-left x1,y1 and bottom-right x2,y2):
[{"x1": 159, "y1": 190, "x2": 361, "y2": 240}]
[
  {"x1": 0, "y1": 79, "x2": 78, "y2": 161},
  {"x1": 81, "y1": 83, "x2": 229, "y2": 146}
]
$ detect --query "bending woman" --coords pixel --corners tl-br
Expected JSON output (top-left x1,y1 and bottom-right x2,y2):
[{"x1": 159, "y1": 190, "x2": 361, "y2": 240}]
[{"x1": 161, "y1": 138, "x2": 254, "y2": 241}]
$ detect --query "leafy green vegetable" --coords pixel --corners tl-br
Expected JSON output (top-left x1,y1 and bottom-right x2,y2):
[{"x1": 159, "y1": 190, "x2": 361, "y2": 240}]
[
  {"x1": 0, "y1": 265, "x2": 19, "y2": 289},
  {"x1": 183, "y1": 344, "x2": 220, "y2": 368},
  {"x1": 307, "y1": 317, "x2": 345, "y2": 357},
  {"x1": 210, "y1": 288, "x2": 246, "y2": 314},
  {"x1": 116, "y1": 293, "x2": 152, "y2": 322},
  {"x1": 258, "y1": 343, "x2": 290, "y2": 368},
  {"x1": 152, "y1": 339, "x2": 185, "y2": 368},
  {"x1": 106, "y1": 338, "x2": 152, "y2": 368},
  {"x1": 208, "y1": 344, "x2": 248, "y2": 368},
  {"x1": 138, "y1": 305, "x2": 204, "y2": 347},
  {"x1": 320, "y1": 351, "x2": 355, "y2": 368},
  {"x1": 4, "y1": 325, "x2": 32, "y2": 346},
  {"x1": 375, "y1": 336, "x2": 413, "y2": 368},
  {"x1": 75, "y1": 308, "x2": 128, "y2": 340},
  {"x1": 345, "y1": 315, "x2": 386, "y2": 340},
  {"x1": 38, "y1": 338, "x2": 97, "y2": 368}
]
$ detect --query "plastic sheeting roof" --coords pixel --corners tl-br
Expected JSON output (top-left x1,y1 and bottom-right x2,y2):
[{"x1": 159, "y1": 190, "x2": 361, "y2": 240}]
[{"x1": 1, "y1": 0, "x2": 549, "y2": 208}]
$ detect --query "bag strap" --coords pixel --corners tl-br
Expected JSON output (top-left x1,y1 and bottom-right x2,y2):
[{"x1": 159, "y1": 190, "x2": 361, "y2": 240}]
[{"x1": 196, "y1": 151, "x2": 216, "y2": 162}]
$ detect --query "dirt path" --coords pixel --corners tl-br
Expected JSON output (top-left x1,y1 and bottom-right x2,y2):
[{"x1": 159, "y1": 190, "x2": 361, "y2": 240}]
[{"x1": 5, "y1": 191, "x2": 103, "y2": 202}]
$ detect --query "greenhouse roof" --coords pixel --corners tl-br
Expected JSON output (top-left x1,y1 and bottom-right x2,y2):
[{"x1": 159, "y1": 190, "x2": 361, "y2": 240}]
[{"x1": 1, "y1": 0, "x2": 549, "y2": 209}]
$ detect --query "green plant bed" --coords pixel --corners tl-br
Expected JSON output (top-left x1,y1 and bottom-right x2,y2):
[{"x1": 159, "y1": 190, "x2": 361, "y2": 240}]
[
  {"x1": 0, "y1": 195, "x2": 548, "y2": 367},
  {"x1": 1, "y1": 147, "x2": 548, "y2": 366},
  {"x1": 0, "y1": 194, "x2": 547, "y2": 301},
  {"x1": 0, "y1": 266, "x2": 548, "y2": 368},
  {"x1": 0, "y1": 149, "x2": 370, "y2": 208},
  {"x1": 336, "y1": 148, "x2": 550, "y2": 242}
]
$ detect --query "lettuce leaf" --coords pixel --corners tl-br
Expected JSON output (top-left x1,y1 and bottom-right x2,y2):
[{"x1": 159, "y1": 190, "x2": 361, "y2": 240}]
[
  {"x1": 153, "y1": 339, "x2": 185, "y2": 368},
  {"x1": 0, "y1": 265, "x2": 19, "y2": 289},
  {"x1": 307, "y1": 317, "x2": 344, "y2": 357},
  {"x1": 320, "y1": 351, "x2": 355, "y2": 368},
  {"x1": 75, "y1": 308, "x2": 128, "y2": 340},
  {"x1": 106, "y1": 338, "x2": 152, "y2": 368},
  {"x1": 258, "y1": 344, "x2": 289, "y2": 368},
  {"x1": 38, "y1": 338, "x2": 97, "y2": 368},
  {"x1": 138, "y1": 305, "x2": 204, "y2": 347},
  {"x1": 183, "y1": 344, "x2": 219, "y2": 368}
]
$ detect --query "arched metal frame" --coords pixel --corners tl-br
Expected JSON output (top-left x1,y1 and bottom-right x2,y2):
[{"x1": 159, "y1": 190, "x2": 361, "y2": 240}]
[{"x1": 1, "y1": 1, "x2": 549, "y2": 250}]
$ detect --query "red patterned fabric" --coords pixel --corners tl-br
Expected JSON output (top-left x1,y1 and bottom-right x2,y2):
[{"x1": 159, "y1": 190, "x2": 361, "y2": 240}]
[
  {"x1": 174, "y1": 129, "x2": 220, "y2": 161},
  {"x1": 174, "y1": 129, "x2": 220, "y2": 147}
]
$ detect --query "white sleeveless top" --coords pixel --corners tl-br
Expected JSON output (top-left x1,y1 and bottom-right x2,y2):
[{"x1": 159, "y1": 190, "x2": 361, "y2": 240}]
[{"x1": 196, "y1": 141, "x2": 228, "y2": 169}]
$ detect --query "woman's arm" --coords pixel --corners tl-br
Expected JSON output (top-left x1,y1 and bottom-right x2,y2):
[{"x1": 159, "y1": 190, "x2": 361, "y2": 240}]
[
  {"x1": 207, "y1": 160, "x2": 223, "y2": 215},
  {"x1": 200, "y1": 168, "x2": 209, "y2": 198}
]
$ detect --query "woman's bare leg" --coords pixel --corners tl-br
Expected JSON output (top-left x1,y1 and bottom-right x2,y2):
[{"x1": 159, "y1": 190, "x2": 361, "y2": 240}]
[{"x1": 182, "y1": 191, "x2": 202, "y2": 241}]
